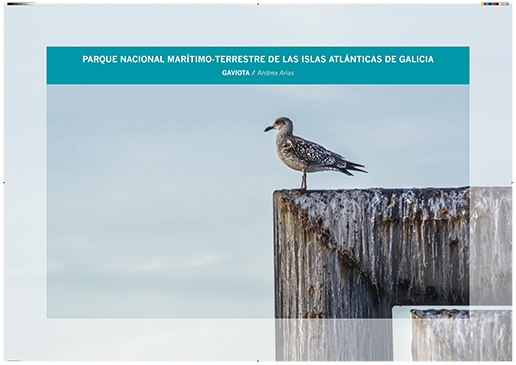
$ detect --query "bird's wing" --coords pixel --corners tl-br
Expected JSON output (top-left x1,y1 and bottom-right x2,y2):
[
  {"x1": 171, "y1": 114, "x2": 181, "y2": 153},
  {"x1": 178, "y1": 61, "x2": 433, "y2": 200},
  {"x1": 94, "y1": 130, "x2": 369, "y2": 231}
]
[{"x1": 285, "y1": 136, "x2": 336, "y2": 166}]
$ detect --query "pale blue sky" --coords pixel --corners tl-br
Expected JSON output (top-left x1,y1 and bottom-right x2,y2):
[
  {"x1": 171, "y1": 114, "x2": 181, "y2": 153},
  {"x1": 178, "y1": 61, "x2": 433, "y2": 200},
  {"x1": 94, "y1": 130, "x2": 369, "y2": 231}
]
[{"x1": 46, "y1": 84, "x2": 469, "y2": 318}]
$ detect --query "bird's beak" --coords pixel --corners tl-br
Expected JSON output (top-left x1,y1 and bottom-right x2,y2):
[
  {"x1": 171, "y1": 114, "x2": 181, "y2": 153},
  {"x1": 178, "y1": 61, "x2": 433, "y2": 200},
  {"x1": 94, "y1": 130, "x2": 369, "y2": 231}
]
[{"x1": 264, "y1": 125, "x2": 274, "y2": 132}]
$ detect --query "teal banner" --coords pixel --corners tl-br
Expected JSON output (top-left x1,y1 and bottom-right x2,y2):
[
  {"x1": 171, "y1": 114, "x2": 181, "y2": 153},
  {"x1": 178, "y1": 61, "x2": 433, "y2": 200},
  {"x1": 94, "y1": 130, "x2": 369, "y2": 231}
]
[{"x1": 47, "y1": 46, "x2": 469, "y2": 85}]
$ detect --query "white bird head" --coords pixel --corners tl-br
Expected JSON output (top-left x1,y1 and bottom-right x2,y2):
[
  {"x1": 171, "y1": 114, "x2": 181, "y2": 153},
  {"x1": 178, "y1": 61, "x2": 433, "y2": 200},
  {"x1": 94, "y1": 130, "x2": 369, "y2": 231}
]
[{"x1": 264, "y1": 117, "x2": 294, "y2": 134}]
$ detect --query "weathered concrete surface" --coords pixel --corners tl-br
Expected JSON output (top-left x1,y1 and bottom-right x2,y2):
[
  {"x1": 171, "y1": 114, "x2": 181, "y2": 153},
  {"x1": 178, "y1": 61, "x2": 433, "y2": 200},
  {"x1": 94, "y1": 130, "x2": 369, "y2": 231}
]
[
  {"x1": 470, "y1": 187, "x2": 512, "y2": 305},
  {"x1": 411, "y1": 309, "x2": 512, "y2": 361},
  {"x1": 274, "y1": 187, "x2": 471, "y2": 319},
  {"x1": 273, "y1": 187, "x2": 511, "y2": 361},
  {"x1": 275, "y1": 318, "x2": 393, "y2": 361}
]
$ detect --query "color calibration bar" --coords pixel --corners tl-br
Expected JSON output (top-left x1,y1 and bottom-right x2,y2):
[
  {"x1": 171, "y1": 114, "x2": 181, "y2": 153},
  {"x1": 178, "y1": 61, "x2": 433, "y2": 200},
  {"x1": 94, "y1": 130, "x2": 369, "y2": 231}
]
[{"x1": 481, "y1": 2, "x2": 509, "y2": 5}]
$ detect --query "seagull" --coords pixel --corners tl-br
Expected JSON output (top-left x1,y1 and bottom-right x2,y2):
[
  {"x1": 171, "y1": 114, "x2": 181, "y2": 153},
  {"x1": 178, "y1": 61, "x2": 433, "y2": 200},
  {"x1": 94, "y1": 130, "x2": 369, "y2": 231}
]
[{"x1": 264, "y1": 117, "x2": 367, "y2": 190}]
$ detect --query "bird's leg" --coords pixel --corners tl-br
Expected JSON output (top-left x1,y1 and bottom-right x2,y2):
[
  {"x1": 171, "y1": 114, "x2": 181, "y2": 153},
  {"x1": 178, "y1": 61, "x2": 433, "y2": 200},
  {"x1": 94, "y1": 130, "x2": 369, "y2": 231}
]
[{"x1": 301, "y1": 171, "x2": 307, "y2": 190}]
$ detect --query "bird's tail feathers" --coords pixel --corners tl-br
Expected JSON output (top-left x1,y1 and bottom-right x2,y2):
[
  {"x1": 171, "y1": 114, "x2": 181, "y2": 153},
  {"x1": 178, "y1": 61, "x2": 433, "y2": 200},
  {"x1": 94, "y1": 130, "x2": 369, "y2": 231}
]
[
  {"x1": 335, "y1": 160, "x2": 368, "y2": 175},
  {"x1": 333, "y1": 153, "x2": 366, "y2": 169},
  {"x1": 337, "y1": 167, "x2": 354, "y2": 176},
  {"x1": 348, "y1": 165, "x2": 368, "y2": 173}
]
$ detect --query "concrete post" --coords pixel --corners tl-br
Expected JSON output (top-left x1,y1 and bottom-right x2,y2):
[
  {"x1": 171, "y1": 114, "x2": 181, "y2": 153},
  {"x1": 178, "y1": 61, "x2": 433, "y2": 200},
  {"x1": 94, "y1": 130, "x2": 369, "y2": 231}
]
[{"x1": 273, "y1": 187, "x2": 511, "y2": 361}]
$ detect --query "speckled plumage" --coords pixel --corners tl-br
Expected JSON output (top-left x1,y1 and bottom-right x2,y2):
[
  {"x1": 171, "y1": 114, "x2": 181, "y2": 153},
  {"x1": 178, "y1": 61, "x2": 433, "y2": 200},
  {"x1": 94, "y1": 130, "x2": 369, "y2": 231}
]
[{"x1": 265, "y1": 117, "x2": 366, "y2": 189}]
